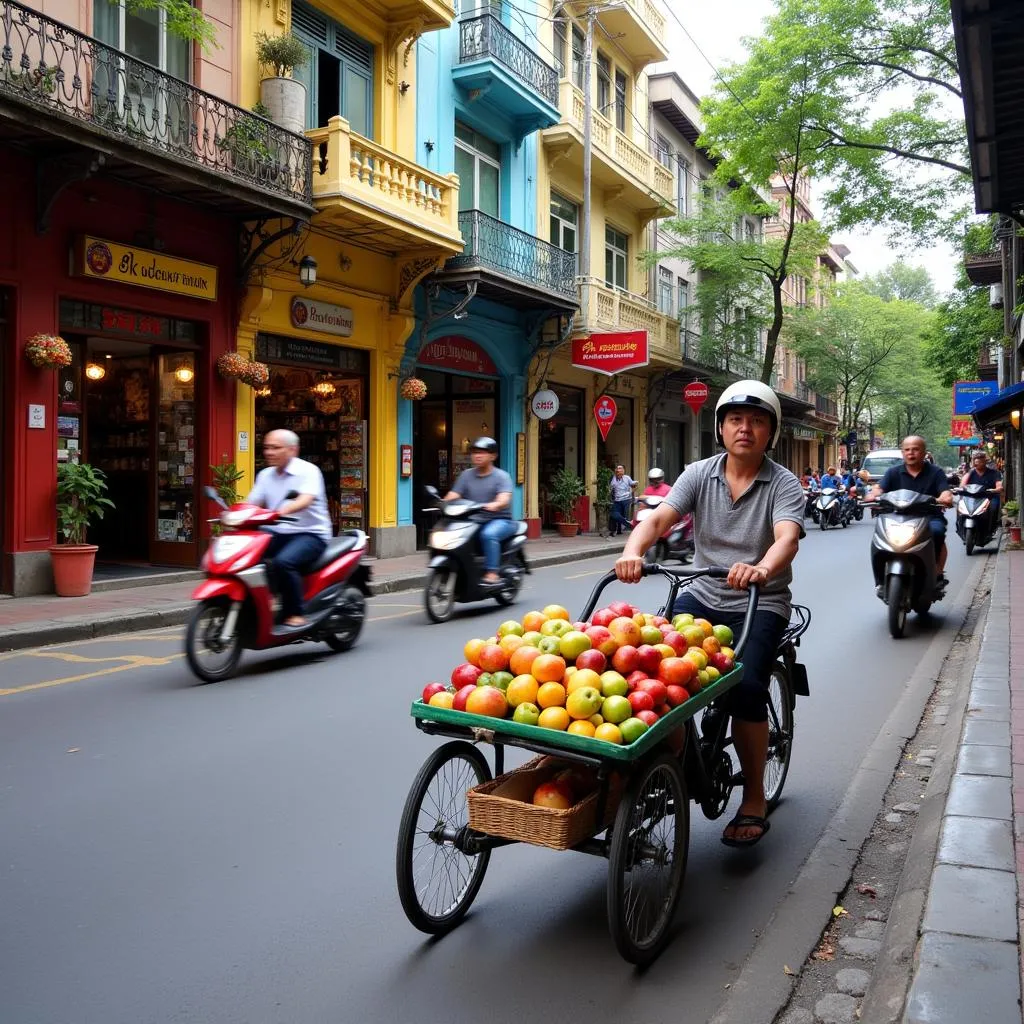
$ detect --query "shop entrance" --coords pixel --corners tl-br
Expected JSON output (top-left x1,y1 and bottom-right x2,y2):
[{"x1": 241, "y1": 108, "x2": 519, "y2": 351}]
[
  {"x1": 654, "y1": 418, "x2": 687, "y2": 481},
  {"x1": 538, "y1": 383, "x2": 585, "y2": 527},
  {"x1": 598, "y1": 395, "x2": 634, "y2": 477},
  {"x1": 412, "y1": 368, "x2": 499, "y2": 546},
  {"x1": 59, "y1": 301, "x2": 201, "y2": 569}
]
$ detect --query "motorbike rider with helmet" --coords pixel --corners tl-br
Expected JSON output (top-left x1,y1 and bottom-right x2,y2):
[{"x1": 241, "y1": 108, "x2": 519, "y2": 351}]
[
  {"x1": 444, "y1": 437, "x2": 514, "y2": 586},
  {"x1": 615, "y1": 380, "x2": 804, "y2": 848},
  {"x1": 644, "y1": 468, "x2": 672, "y2": 497},
  {"x1": 960, "y1": 450, "x2": 1003, "y2": 518}
]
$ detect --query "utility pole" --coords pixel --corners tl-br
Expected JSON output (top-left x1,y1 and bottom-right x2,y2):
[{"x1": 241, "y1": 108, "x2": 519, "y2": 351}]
[{"x1": 580, "y1": 4, "x2": 596, "y2": 331}]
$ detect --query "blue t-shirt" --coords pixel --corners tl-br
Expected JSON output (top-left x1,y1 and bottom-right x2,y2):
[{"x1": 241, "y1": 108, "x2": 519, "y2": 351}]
[{"x1": 820, "y1": 474, "x2": 840, "y2": 490}]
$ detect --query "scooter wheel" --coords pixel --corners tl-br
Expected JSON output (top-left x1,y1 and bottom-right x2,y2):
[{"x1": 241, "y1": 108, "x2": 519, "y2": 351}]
[
  {"x1": 185, "y1": 599, "x2": 243, "y2": 683},
  {"x1": 887, "y1": 576, "x2": 908, "y2": 639},
  {"x1": 494, "y1": 570, "x2": 523, "y2": 607},
  {"x1": 425, "y1": 569, "x2": 456, "y2": 623},
  {"x1": 323, "y1": 586, "x2": 366, "y2": 652},
  {"x1": 965, "y1": 527, "x2": 975, "y2": 556}
]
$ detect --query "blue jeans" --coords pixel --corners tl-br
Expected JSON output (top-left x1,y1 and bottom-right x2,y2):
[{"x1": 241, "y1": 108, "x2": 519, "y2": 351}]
[
  {"x1": 610, "y1": 499, "x2": 632, "y2": 535},
  {"x1": 479, "y1": 518, "x2": 517, "y2": 573},
  {"x1": 928, "y1": 515, "x2": 947, "y2": 552},
  {"x1": 265, "y1": 532, "x2": 327, "y2": 618}
]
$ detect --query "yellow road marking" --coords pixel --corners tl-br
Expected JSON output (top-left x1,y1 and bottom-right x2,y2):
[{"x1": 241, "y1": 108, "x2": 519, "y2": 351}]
[
  {"x1": 0, "y1": 654, "x2": 185, "y2": 696},
  {"x1": 564, "y1": 569, "x2": 607, "y2": 579}
]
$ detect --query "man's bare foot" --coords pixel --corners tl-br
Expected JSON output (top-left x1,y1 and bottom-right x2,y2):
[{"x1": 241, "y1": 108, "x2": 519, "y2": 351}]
[
  {"x1": 482, "y1": 573, "x2": 501, "y2": 584},
  {"x1": 284, "y1": 616, "x2": 308, "y2": 627}
]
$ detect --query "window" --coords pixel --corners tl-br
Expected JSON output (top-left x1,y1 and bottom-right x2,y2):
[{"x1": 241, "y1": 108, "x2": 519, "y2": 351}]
[
  {"x1": 550, "y1": 192, "x2": 578, "y2": 253},
  {"x1": 745, "y1": 220, "x2": 757, "y2": 244},
  {"x1": 657, "y1": 267, "x2": 674, "y2": 315},
  {"x1": 455, "y1": 120, "x2": 501, "y2": 218},
  {"x1": 676, "y1": 158, "x2": 690, "y2": 214},
  {"x1": 677, "y1": 278, "x2": 689, "y2": 326},
  {"x1": 553, "y1": 18, "x2": 567, "y2": 77},
  {"x1": 597, "y1": 52, "x2": 611, "y2": 116},
  {"x1": 94, "y1": 1, "x2": 190, "y2": 78},
  {"x1": 292, "y1": 1, "x2": 373, "y2": 136},
  {"x1": 571, "y1": 25, "x2": 585, "y2": 90},
  {"x1": 614, "y1": 69, "x2": 627, "y2": 132},
  {"x1": 655, "y1": 133, "x2": 671, "y2": 168},
  {"x1": 605, "y1": 225, "x2": 628, "y2": 290}
]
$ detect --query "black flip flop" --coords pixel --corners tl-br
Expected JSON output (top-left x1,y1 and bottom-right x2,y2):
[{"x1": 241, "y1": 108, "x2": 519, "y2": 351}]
[{"x1": 721, "y1": 813, "x2": 771, "y2": 848}]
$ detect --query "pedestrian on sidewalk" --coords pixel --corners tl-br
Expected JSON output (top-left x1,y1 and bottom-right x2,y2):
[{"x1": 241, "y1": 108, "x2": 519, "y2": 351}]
[{"x1": 609, "y1": 465, "x2": 637, "y2": 536}]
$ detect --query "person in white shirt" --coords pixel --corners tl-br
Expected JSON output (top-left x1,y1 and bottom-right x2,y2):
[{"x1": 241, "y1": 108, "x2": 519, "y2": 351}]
[
  {"x1": 246, "y1": 429, "x2": 332, "y2": 627},
  {"x1": 608, "y1": 465, "x2": 637, "y2": 536}
]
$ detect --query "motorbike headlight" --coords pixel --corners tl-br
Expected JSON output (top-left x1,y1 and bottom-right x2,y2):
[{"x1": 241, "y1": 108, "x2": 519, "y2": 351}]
[
  {"x1": 883, "y1": 520, "x2": 920, "y2": 549},
  {"x1": 221, "y1": 509, "x2": 252, "y2": 528},
  {"x1": 956, "y1": 499, "x2": 969, "y2": 516},
  {"x1": 212, "y1": 535, "x2": 249, "y2": 562},
  {"x1": 430, "y1": 527, "x2": 471, "y2": 550}
]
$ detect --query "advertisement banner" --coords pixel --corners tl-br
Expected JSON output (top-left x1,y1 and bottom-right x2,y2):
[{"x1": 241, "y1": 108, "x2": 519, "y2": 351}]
[
  {"x1": 418, "y1": 336, "x2": 498, "y2": 376},
  {"x1": 571, "y1": 331, "x2": 649, "y2": 376},
  {"x1": 531, "y1": 389, "x2": 560, "y2": 420},
  {"x1": 290, "y1": 297, "x2": 354, "y2": 337},
  {"x1": 76, "y1": 235, "x2": 217, "y2": 301},
  {"x1": 953, "y1": 380, "x2": 997, "y2": 415}
]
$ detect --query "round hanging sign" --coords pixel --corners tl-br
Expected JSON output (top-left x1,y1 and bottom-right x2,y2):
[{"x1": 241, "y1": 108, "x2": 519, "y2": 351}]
[{"x1": 531, "y1": 389, "x2": 560, "y2": 420}]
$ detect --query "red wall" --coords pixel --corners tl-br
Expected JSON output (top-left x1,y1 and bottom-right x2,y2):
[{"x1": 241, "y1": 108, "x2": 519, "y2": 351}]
[{"x1": 0, "y1": 152, "x2": 239, "y2": 560}]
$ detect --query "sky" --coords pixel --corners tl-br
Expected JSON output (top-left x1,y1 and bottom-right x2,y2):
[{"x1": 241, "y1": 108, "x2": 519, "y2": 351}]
[{"x1": 652, "y1": 0, "x2": 961, "y2": 295}]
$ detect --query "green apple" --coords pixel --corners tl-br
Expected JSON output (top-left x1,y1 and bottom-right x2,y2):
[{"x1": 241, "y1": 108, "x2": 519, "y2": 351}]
[
  {"x1": 497, "y1": 620, "x2": 525, "y2": 638},
  {"x1": 619, "y1": 717, "x2": 649, "y2": 744},
  {"x1": 712, "y1": 624, "x2": 734, "y2": 646},
  {"x1": 476, "y1": 672, "x2": 493, "y2": 687},
  {"x1": 566, "y1": 686, "x2": 604, "y2": 719},
  {"x1": 521, "y1": 631, "x2": 543, "y2": 647},
  {"x1": 639, "y1": 624, "x2": 663, "y2": 646},
  {"x1": 490, "y1": 671, "x2": 514, "y2": 693},
  {"x1": 540, "y1": 619, "x2": 573, "y2": 638},
  {"x1": 558, "y1": 630, "x2": 592, "y2": 661},
  {"x1": 537, "y1": 635, "x2": 562, "y2": 654},
  {"x1": 512, "y1": 702, "x2": 541, "y2": 726},
  {"x1": 599, "y1": 670, "x2": 628, "y2": 698},
  {"x1": 601, "y1": 694, "x2": 632, "y2": 724},
  {"x1": 672, "y1": 613, "x2": 695, "y2": 631}
]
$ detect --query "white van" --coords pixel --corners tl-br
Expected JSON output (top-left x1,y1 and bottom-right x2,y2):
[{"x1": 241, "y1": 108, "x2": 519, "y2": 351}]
[{"x1": 861, "y1": 449, "x2": 904, "y2": 486}]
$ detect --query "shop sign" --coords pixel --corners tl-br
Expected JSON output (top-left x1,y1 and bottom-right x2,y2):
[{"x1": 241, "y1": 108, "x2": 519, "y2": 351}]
[
  {"x1": 594, "y1": 395, "x2": 617, "y2": 442},
  {"x1": 256, "y1": 335, "x2": 353, "y2": 369},
  {"x1": 418, "y1": 336, "x2": 498, "y2": 377},
  {"x1": 950, "y1": 416, "x2": 976, "y2": 439},
  {"x1": 571, "y1": 330, "x2": 649, "y2": 376},
  {"x1": 75, "y1": 236, "x2": 217, "y2": 301},
  {"x1": 531, "y1": 389, "x2": 560, "y2": 420},
  {"x1": 59, "y1": 300, "x2": 196, "y2": 343},
  {"x1": 290, "y1": 297, "x2": 354, "y2": 337},
  {"x1": 953, "y1": 380, "x2": 997, "y2": 415},
  {"x1": 682, "y1": 380, "x2": 708, "y2": 417},
  {"x1": 793, "y1": 425, "x2": 818, "y2": 441}
]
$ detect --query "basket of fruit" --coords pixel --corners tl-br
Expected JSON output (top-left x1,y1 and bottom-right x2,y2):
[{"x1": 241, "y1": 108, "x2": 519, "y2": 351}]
[{"x1": 467, "y1": 756, "x2": 624, "y2": 850}]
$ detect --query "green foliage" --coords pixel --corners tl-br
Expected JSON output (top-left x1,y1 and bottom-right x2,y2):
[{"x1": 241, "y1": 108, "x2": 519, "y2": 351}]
[
  {"x1": 549, "y1": 467, "x2": 585, "y2": 521},
  {"x1": 595, "y1": 463, "x2": 613, "y2": 505},
  {"x1": 1003, "y1": 499, "x2": 1020, "y2": 522},
  {"x1": 861, "y1": 262, "x2": 939, "y2": 308},
  {"x1": 210, "y1": 461, "x2": 245, "y2": 506},
  {"x1": 218, "y1": 110, "x2": 272, "y2": 165},
  {"x1": 116, "y1": 0, "x2": 217, "y2": 51},
  {"x1": 255, "y1": 32, "x2": 310, "y2": 78},
  {"x1": 56, "y1": 463, "x2": 115, "y2": 546}
]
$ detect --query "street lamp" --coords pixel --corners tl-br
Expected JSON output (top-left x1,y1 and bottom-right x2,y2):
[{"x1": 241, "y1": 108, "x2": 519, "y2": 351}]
[{"x1": 298, "y1": 255, "x2": 318, "y2": 288}]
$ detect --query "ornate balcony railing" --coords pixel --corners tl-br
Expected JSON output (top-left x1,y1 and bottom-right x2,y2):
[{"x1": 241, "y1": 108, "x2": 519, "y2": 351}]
[
  {"x1": 815, "y1": 393, "x2": 838, "y2": 418},
  {"x1": 794, "y1": 379, "x2": 810, "y2": 402},
  {"x1": 447, "y1": 209, "x2": 577, "y2": 299},
  {"x1": 0, "y1": 0, "x2": 312, "y2": 206},
  {"x1": 459, "y1": 14, "x2": 558, "y2": 107}
]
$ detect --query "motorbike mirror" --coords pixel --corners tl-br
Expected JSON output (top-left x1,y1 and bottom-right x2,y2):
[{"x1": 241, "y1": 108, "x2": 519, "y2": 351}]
[
  {"x1": 424, "y1": 485, "x2": 440, "y2": 499},
  {"x1": 205, "y1": 485, "x2": 229, "y2": 509}
]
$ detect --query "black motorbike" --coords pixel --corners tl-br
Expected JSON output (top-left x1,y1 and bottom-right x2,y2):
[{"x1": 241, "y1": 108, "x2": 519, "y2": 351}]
[
  {"x1": 421, "y1": 486, "x2": 530, "y2": 623},
  {"x1": 869, "y1": 490, "x2": 948, "y2": 638},
  {"x1": 955, "y1": 483, "x2": 999, "y2": 555},
  {"x1": 803, "y1": 487, "x2": 820, "y2": 525}
]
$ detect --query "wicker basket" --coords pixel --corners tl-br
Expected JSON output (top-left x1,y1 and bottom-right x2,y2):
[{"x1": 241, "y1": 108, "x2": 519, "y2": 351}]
[{"x1": 468, "y1": 756, "x2": 623, "y2": 851}]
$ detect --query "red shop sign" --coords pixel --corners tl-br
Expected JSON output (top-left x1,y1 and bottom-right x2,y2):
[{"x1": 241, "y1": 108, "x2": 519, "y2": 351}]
[
  {"x1": 683, "y1": 380, "x2": 709, "y2": 417},
  {"x1": 594, "y1": 395, "x2": 618, "y2": 441},
  {"x1": 418, "y1": 336, "x2": 498, "y2": 377},
  {"x1": 571, "y1": 330, "x2": 649, "y2": 376}
]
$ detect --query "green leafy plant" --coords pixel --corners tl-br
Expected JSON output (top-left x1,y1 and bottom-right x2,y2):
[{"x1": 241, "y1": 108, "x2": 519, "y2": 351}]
[
  {"x1": 549, "y1": 467, "x2": 585, "y2": 523},
  {"x1": 255, "y1": 32, "x2": 310, "y2": 78},
  {"x1": 210, "y1": 461, "x2": 245, "y2": 506},
  {"x1": 56, "y1": 463, "x2": 115, "y2": 545},
  {"x1": 115, "y1": 0, "x2": 218, "y2": 50},
  {"x1": 593, "y1": 463, "x2": 614, "y2": 534},
  {"x1": 218, "y1": 110, "x2": 273, "y2": 168},
  {"x1": 1003, "y1": 499, "x2": 1019, "y2": 524}
]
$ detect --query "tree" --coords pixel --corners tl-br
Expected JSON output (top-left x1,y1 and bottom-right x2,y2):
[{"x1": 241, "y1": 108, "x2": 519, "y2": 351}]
[
  {"x1": 117, "y1": 0, "x2": 217, "y2": 49},
  {"x1": 872, "y1": 334, "x2": 948, "y2": 449},
  {"x1": 861, "y1": 261, "x2": 939, "y2": 307}
]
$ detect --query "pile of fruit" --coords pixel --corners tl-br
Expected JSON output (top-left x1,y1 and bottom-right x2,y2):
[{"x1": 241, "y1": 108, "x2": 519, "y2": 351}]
[{"x1": 420, "y1": 601, "x2": 736, "y2": 746}]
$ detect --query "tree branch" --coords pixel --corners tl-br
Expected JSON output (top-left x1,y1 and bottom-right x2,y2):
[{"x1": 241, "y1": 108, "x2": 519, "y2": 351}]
[
  {"x1": 804, "y1": 123, "x2": 970, "y2": 175},
  {"x1": 830, "y1": 55, "x2": 961, "y2": 98}
]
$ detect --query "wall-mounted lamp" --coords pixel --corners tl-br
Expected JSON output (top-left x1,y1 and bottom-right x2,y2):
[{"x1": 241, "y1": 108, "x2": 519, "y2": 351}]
[
  {"x1": 424, "y1": 139, "x2": 434, "y2": 154},
  {"x1": 255, "y1": 385, "x2": 271, "y2": 398},
  {"x1": 85, "y1": 362, "x2": 106, "y2": 381},
  {"x1": 1012, "y1": 409, "x2": 1021, "y2": 430},
  {"x1": 298, "y1": 254, "x2": 318, "y2": 288},
  {"x1": 399, "y1": 80, "x2": 410, "y2": 95},
  {"x1": 339, "y1": 253, "x2": 352, "y2": 272},
  {"x1": 174, "y1": 364, "x2": 195, "y2": 384}
]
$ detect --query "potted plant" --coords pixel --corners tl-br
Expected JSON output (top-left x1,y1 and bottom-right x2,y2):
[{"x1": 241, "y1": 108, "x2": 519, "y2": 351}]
[
  {"x1": 549, "y1": 467, "x2": 585, "y2": 537},
  {"x1": 218, "y1": 108, "x2": 275, "y2": 177},
  {"x1": 1004, "y1": 499, "x2": 1020, "y2": 543},
  {"x1": 256, "y1": 32, "x2": 309, "y2": 134},
  {"x1": 50, "y1": 463, "x2": 115, "y2": 597},
  {"x1": 594, "y1": 463, "x2": 613, "y2": 537}
]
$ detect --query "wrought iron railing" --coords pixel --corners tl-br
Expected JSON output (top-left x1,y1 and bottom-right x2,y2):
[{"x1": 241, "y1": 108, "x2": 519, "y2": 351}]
[
  {"x1": 815, "y1": 393, "x2": 838, "y2": 418},
  {"x1": 459, "y1": 14, "x2": 558, "y2": 107},
  {"x1": 0, "y1": 0, "x2": 312, "y2": 206},
  {"x1": 447, "y1": 209, "x2": 577, "y2": 300},
  {"x1": 794, "y1": 379, "x2": 810, "y2": 402}
]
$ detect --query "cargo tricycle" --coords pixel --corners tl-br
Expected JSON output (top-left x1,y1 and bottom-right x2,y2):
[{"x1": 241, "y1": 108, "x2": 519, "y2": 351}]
[{"x1": 396, "y1": 564, "x2": 810, "y2": 965}]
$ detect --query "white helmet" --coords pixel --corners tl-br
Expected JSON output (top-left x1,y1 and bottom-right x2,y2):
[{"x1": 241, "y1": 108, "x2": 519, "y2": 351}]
[
  {"x1": 648, "y1": 468, "x2": 665, "y2": 482},
  {"x1": 715, "y1": 379, "x2": 782, "y2": 449}
]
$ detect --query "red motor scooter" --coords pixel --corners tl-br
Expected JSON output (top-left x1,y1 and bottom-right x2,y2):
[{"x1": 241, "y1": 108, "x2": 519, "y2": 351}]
[
  {"x1": 632, "y1": 494, "x2": 694, "y2": 565},
  {"x1": 185, "y1": 487, "x2": 371, "y2": 683}
]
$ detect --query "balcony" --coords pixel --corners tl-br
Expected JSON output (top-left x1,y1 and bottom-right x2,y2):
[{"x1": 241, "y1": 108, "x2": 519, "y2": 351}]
[
  {"x1": 583, "y1": 278, "x2": 678, "y2": 361},
  {"x1": 308, "y1": 116, "x2": 462, "y2": 257},
  {"x1": 431, "y1": 209, "x2": 578, "y2": 312},
  {"x1": 563, "y1": 0, "x2": 668, "y2": 66},
  {"x1": 452, "y1": 15, "x2": 559, "y2": 142},
  {"x1": 814, "y1": 393, "x2": 839, "y2": 420},
  {"x1": 0, "y1": 0, "x2": 313, "y2": 224},
  {"x1": 355, "y1": 0, "x2": 454, "y2": 31},
  {"x1": 542, "y1": 80, "x2": 675, "y2": 221}
]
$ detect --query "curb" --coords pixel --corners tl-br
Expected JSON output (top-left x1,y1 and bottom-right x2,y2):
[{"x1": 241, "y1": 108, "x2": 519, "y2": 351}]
[{"x1": 0, "y1": 542, "x2": 623, "y2": 652}]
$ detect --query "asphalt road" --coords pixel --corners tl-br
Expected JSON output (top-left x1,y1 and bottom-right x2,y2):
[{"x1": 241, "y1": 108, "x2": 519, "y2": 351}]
[{"x1": 0, "y1": 517, "x2": 982, "y2": 1024}]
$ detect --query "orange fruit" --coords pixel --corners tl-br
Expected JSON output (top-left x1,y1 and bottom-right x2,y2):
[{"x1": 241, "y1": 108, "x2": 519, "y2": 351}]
[
  {"x1": 509, "y1": 645, "x2": 542, "y2": 677},
  {"x1": 506, "y1": 674, "x2": 540, "y2": 707},
  {"x1": 694, "y1": 618, "x2": 714, "y2": 638},
  {"x1": 538, "y1": 706, "x2": 570, "y2": 730},
  {"x1": 566, "y1": 668, "x2": 602, "y2": 694},
  {"x1": 521, "y1": 610, "x2": 548, "y2": 633},
  {"x1": 478, "y1": 644, "x2": 510, "y2": 673},
  {"x1": 428, "y1": 691, "x2": 455, "y2": 709},
  {"x1": 594, "y1": 722, "x2": 623, "y2": 744},
  {"x1": 568, "y1": 720, "x2": 597, "y2": 737},
  {"x1": 701, "y1": 636, "x2": 721, "y2": 656},
  {"x1": 499, "y1": 634, "x2": 525, "y2": 655},
  {"x1": 542, "y1": 604, "x2": 571, "y2": 622},
  {"x1": 537, "y1": 681, "x2": 567, "y2": 708},
  {"x1": 464, "y1": 638, "x2": 487, "y2": 667},
  {"x1": 532, "y1": 653, "x2": 566, "y2": 683}
]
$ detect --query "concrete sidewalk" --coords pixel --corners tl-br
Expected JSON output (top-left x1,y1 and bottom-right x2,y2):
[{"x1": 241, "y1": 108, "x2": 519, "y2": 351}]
[{"x1": 0, "y1": 532, "x2": 623, "y2": 652}]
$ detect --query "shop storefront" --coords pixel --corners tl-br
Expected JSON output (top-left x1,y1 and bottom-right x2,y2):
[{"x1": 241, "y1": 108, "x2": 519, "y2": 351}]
[{"x1": 538, "y1": 383, "x2": 586, "y2": 527}]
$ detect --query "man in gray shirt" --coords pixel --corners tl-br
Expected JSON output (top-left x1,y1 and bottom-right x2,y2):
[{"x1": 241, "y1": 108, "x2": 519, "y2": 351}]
[
  {"x1": 615, "y1": 381, "x2": 804, "y2": 848},
  {"x1": 445, "y1": 437, "x2": 515, "y2": 585}
]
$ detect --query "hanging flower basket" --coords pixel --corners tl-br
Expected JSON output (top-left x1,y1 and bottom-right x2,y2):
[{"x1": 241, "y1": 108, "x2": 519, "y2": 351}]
[
  {"x1": 400, "y1": 376, "x2": 428, "y2": 401},
  {"x1": 25, "y1": 334, "x2": 72, "y2": 369},
  {"x1": 217, "y1": 353, "x2": 270, "y2": 388},
  {"x1": 237, "y1": 360, "x2": 270, "y2": 388}
]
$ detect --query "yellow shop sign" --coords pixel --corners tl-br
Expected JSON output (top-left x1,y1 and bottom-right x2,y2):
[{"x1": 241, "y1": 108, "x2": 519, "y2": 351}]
[{"x1": 76, "y1": 236, "x2": 218, "y2": 301}]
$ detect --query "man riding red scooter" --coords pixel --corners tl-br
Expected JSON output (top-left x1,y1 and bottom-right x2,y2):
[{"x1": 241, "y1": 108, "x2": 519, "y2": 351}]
[{"x1": 632, "y1": 468, "x2": 693, "y2": 563}]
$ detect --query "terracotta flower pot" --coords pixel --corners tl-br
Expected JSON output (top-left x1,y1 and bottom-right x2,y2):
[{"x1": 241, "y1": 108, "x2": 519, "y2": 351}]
[
  {"x1": 556, "y1": 521, "x2": 578, "y2": 538},
  {"x1": 49, "y1": 544, "x2": 98, "y2": 597},
  {"x1": 1010, "y1": 525, "x2": 1022, "y2": 544}
]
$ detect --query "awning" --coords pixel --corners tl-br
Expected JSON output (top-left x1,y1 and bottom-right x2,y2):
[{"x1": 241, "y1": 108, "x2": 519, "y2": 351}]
[{"x1": 971, "y1": 380, "x2": 1024, "y2": 427}]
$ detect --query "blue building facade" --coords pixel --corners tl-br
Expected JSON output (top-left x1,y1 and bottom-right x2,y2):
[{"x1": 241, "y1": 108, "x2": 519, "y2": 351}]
[{"x1": 398, "y1": 3, "x2": 578, "y2": 542}]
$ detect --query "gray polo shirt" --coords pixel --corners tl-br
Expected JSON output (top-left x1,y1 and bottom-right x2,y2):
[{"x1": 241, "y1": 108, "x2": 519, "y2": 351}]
[
  {"x1": 664, "y1": 453, "x2": 804, "y2": 619},
  {"x1": 452, "y1": 466, "x2": 514, "y2": 520}
]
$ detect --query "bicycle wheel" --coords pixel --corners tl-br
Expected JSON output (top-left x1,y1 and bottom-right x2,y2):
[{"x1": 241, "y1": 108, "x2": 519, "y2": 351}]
[
  {"x1": 764, "y1": 662, "x2": 794, "y2": 811},
  {"x1": 607, "y1": 752, "x2": 688, "y2": 965},
  {"x1": 396, "y1": 741, "x2": 491, "y2": 935}
]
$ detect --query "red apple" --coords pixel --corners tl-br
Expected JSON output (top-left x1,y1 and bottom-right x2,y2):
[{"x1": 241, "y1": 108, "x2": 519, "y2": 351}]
[
  {"x1": 638, "y1": 678, "x2": 668, "y2": 705},
  {"x1": 655, "y1": 703, "x2": 672, "y2": 717},
  {"x1": 636, "y1": 644, "x2": 663, "y2": 675},
  {"x1": 608, "y1": 600, "x2": 633, "y2": 618},
  {"x1": 658, "y1": 657, "x2": 697, "y2": 688},
  {"x1": 636, "y1": 709, "x2": 660, "y2": 727},
  {"x1": 575, "y1": 648, "x2": 608, "y2": 674},
  {"x1": 584, "y1": 624, "x2": 618, "y2": 657},
  {"x1": 628, "y1": 690, "x2": 656, "y2": 714},
  {"x1": 611, "y1": 644, "x2": 640, "y2": 675},
  {"x1": 451, "y1": 662, "x2": 483, "y2": 689},
  {"x1": 452, "y1": 684, "x2": 478, "y2": 712},
  {"x1": 573, "y1": 621, "x2": 588, "y2": 632},
  {"x1": 663, "y1": 630, "x2": 688, "y2": 656},
  {"x1": 625, "y1": 670, "x2": 649, "y2": 692},
  {"x1": 709, "y1": 651, "x2": 735, "y2": 673},
  {"x1": 652, "y1": 615, "x2": 669, "y2": 627},
  {"x1": 658, "y1": 623, "x2": 673, "y2": 636},
  {"x1": 422, "y1": 682, "x2": 448, "y2": 703},
  {"x1": 665, "y1": 684, "x2": 689, "y2": 707},
  {"x1": 591, "y1": 607, "x2": 617, "y2": 628},
  {"x1": 609, "y1": 616, "x2": 642, "y2": 647},
  {"x1": 465, "y1": 685, "x2": 509, "y2": 718}
]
